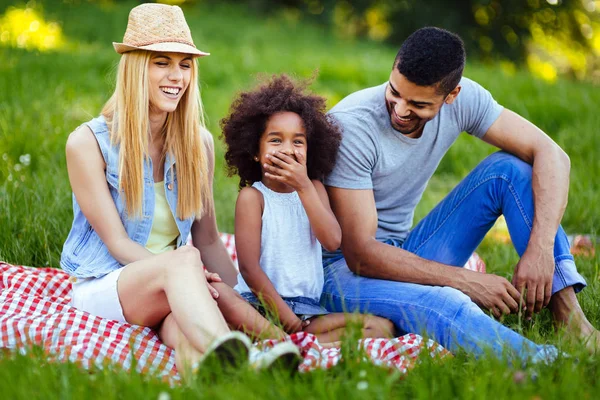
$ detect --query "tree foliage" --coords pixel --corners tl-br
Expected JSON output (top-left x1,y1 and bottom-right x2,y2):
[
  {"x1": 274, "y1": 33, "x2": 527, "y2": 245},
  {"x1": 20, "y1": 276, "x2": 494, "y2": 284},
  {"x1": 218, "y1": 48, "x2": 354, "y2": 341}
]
[{"x1": 235, "y1": 0, "x2": 600, "y2": 82}]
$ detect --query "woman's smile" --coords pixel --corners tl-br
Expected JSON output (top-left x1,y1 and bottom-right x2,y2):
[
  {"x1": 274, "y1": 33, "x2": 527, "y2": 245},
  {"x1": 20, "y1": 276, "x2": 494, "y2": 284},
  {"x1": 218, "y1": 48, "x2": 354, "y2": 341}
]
[{"x1": 160, "y1": 86, "x2": 182, "y2": 98}]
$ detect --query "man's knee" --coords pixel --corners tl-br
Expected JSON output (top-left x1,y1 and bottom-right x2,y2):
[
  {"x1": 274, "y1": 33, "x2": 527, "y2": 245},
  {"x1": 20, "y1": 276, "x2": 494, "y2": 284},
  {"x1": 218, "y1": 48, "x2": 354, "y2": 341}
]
[{"x1": 484, "y1": 151, "x2": 532, "y2": 181}]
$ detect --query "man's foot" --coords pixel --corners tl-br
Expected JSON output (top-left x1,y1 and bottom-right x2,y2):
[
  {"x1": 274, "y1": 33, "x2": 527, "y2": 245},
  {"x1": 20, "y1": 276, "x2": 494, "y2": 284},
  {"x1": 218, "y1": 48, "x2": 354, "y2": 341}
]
[
  {"x1": 549, "y1": 286, "x2": 600, "y2": 353},
  {"x1": 581, "y1": 330, "x2": 600, "y2": 353}
]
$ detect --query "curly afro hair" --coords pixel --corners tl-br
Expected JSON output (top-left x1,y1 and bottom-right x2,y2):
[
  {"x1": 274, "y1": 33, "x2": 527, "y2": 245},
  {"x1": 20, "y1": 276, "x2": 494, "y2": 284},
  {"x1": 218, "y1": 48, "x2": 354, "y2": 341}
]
[
  {"x1": 220, "y1": 74, "x2": 342, "y2": 189},
  {"x1": 394, "y1": 27, "x2": 465, "y2": 95}
]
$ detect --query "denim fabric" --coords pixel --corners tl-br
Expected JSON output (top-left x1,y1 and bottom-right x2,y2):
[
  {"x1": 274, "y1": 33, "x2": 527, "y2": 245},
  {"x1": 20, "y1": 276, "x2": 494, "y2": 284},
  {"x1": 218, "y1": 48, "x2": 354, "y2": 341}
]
[
  {"x1": 60, "y1": 116, "x2": 194, "y2": 278},
  {"x1": 322, "y1": 151, "x2": 585, "y2": 362},
  {"x1": 240, "y1": 292, "x2": 329, "y2": 318}
]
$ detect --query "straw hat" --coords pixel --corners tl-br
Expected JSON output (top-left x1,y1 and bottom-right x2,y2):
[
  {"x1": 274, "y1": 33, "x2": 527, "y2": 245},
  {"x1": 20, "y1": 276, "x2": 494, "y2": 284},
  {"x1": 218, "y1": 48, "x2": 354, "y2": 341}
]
[{"x1": 113, "y1": 3, "x2": 209, "y2": 57}]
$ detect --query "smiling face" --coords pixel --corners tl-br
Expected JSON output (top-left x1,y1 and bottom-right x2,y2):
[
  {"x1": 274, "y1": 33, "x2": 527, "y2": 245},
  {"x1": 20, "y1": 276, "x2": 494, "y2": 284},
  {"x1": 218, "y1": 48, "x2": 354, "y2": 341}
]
[
  {"x1": 385, "y1": 67, "x2": 459, "y2": 138},
  {"x1": 148, "y1": 52, "x2": 193, "y2": 117}
]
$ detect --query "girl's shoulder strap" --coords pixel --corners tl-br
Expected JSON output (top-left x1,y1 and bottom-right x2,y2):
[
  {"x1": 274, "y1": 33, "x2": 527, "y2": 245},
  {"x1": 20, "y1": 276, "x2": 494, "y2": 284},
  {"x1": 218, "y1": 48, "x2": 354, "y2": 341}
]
[
  {"x1": 250, "y1": 181, "x2": 300, "y2": 206},
  {"x1": 251, "y1": 181, "x2": 267, "y2": 194}
]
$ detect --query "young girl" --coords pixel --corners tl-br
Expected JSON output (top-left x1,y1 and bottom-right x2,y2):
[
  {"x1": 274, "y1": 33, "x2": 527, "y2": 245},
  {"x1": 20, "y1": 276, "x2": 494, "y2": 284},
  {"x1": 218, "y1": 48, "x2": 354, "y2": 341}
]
[
  {"x1": 61, "y1": 3, "x2": 295, "y2": 380},
  {"x1": 221, "y1": 75, "x2": 394, "y2": 342}
]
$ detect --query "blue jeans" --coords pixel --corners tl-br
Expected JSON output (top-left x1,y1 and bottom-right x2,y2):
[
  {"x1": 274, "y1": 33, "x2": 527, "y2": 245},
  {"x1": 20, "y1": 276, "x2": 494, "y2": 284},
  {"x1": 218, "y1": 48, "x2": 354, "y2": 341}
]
[
  {"x1": 239, "y1": 292, "x2": 329, "y2": 319},
  {"x1": 321, "y1": 152, "x2": 586, "y2": 362}
]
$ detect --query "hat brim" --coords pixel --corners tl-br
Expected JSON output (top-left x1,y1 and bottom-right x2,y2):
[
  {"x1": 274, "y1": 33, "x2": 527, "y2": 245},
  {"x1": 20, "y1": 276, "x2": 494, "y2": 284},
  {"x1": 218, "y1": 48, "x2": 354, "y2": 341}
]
[{"x1": 113, "y1": 41, "x2": 209, "y2": 57}]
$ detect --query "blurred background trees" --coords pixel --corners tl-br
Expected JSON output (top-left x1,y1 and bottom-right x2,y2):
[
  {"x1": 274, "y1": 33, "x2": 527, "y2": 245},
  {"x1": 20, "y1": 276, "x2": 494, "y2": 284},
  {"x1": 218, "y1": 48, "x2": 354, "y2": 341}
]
[
  {"x1": 227, "y1": 0, "x2": 600, "y2": 83},
  {"x1": 1, "y1": 0, "x2": 599, "y2": 82},
  {"x1": 1, "y1": 0, "x2": 599, "y2": 265}
]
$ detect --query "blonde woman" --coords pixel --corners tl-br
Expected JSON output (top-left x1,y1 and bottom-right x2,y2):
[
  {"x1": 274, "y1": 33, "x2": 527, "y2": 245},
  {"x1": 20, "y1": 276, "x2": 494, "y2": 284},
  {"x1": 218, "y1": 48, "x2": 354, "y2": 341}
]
[{"x1": 60, "y1": 3, "x2": 297, "y2": 379}]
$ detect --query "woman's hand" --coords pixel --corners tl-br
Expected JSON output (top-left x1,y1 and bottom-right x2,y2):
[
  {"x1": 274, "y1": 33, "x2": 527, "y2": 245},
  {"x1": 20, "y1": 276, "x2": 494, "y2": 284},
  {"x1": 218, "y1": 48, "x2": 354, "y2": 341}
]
[
  {"x1": 204, "y1": 270, "x2": 222, "y2": 299},
  {"x1": 205, "y1": 270, "x2": 222, "y2": 283},
  {"x1": 263, "y1": 150, "x2": 312, "y2": 192}
]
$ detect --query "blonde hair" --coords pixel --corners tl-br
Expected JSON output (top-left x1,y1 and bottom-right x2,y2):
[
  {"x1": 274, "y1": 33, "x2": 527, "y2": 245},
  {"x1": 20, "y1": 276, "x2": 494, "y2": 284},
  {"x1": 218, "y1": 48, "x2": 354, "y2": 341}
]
[{"x1": 101, "y1": 50, "x2": 210, "y2": 220}]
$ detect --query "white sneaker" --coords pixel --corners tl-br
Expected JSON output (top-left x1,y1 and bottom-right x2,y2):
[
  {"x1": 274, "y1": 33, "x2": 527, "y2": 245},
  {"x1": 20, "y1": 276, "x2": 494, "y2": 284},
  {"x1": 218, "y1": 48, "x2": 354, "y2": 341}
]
[
  {"x1": 196, "y1": 331, "x2": 252, "y2": 371},
  {"x1": 250, "y1": 342, "x2": 302, "y2": 372}
]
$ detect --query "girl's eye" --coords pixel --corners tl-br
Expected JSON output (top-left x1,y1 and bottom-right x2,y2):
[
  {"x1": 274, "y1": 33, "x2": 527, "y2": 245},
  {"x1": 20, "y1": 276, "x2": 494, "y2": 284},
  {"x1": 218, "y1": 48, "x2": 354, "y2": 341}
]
[
  {"x1": 294, "y1": 140, "x2": 305, "y2": 145},
  {"x1": 156, "y1": 62, "x2": 168, "y2": 66},
  {"x1": 181, "y1": 64, "x2": 191, "y2": 69},
  {"x1": 269, "y1": 139, "x2": 281, "y2": 143}
]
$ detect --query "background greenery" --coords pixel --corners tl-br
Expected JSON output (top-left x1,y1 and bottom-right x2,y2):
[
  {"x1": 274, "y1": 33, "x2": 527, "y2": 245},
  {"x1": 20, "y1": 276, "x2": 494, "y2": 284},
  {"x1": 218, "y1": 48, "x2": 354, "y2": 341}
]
[
  {"x1": 0, "y1": 0, "x2": 599, "y2": 398},
  {"x1": 218, "y1": 0, "x2": 600, "y2": 83}
]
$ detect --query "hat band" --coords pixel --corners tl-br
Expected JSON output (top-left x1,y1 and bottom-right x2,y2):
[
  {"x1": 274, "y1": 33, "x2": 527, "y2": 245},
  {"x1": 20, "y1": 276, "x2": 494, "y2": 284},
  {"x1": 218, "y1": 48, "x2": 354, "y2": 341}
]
[{"x1": 123, "y1": 37, "x2": 197, "y2": 49}]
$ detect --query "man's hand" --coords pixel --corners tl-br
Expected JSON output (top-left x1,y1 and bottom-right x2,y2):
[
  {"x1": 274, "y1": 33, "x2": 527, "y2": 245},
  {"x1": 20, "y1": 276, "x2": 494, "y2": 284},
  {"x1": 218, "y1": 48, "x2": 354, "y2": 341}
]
[
  {"x1": 461, "y1": 270, "x2": 523, "y2": 318},
  {"x1": 512, "y1": 246, "x2": 555, "y2": 318},
  {"x1": 482, "y1": 109, "x2": 566, "y2": 318}
]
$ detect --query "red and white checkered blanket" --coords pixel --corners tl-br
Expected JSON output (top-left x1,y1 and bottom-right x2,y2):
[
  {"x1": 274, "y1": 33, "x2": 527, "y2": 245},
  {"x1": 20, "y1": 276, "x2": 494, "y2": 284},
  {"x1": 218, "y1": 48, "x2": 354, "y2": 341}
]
[{"x1": 0, "y1": 234, "x2": 454, "y2": 383}]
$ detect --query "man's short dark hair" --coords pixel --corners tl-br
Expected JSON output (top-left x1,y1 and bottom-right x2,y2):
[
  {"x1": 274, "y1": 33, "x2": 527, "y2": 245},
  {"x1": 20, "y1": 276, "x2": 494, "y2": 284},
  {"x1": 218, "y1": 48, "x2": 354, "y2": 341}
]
[{"x1": 394, "y1": 27, "x2": 466, "y2": 95}]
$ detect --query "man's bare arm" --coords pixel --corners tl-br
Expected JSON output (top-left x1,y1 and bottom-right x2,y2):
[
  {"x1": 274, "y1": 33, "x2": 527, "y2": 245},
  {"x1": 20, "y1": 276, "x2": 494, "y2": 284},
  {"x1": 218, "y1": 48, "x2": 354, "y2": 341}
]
[
  {"x1": 327, "y1": 186, "x2": 521, "y2": 317},
  {"x1": 482, "y1": 108, "x2": 570, "y2": 314}
]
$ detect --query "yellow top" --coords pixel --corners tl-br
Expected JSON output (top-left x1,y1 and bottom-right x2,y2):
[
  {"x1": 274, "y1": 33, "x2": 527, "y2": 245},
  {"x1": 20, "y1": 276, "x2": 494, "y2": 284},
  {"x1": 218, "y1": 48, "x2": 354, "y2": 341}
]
[{"x1": 146, "y1": 181, "x2": 179, "y2": 254}]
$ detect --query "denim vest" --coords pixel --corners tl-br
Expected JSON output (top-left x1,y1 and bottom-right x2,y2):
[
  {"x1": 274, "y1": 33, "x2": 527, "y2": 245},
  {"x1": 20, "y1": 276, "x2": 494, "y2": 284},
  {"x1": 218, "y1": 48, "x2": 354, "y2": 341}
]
[{"x1": 60, "y1": 116, "x2": 194, "y2": 278}]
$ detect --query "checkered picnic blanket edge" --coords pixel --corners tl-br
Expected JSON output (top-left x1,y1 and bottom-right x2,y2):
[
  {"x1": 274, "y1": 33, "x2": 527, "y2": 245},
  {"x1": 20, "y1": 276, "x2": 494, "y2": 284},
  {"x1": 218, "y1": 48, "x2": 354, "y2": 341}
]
[{"x1": 0, "y1": 233, "x2": 453, "y2": 383}]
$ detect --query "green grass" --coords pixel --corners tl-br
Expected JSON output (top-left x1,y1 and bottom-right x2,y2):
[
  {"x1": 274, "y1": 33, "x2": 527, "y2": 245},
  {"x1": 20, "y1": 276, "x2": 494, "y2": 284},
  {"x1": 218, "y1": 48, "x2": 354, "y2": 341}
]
[{"x1": 0, "y1": 0, "x2": 599, "y2": 398}]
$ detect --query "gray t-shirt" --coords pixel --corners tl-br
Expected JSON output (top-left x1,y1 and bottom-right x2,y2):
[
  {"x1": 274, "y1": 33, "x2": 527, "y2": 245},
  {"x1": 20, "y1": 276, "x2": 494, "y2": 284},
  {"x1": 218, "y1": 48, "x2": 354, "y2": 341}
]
[{"x1": 325, "y1": 77, "x2": 503, "y2": 244}]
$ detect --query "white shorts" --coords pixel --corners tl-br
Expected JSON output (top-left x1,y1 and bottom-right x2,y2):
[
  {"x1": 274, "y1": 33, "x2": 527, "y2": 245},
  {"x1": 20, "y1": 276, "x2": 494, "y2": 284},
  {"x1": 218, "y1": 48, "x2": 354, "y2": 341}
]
[{"x1": 70, "y1": 267, "x2": 126, "y2": 323}]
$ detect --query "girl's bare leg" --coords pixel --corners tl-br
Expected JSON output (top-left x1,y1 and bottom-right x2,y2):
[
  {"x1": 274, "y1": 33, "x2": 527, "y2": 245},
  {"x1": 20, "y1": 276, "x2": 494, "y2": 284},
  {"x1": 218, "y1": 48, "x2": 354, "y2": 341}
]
[
  {"x1": 303, "y1": 313, "x2": 395, "y2": 343},
  {"x1": 117, "y1": 246, "x2": 230, "y2": 370},
  {"x1": 211, "y1": 282, "x2": 287, "y2": 341}
]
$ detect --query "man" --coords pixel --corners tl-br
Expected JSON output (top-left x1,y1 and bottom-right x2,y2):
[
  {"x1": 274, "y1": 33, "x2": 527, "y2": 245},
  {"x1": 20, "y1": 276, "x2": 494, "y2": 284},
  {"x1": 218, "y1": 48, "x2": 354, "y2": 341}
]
[{"x1": 322, "y1": 27, "x2": 597, "y2": 361}]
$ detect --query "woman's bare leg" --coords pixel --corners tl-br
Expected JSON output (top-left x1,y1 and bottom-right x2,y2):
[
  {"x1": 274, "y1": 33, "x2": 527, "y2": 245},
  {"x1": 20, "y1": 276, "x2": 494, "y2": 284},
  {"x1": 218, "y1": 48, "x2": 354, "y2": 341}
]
[
  {"x1": 304, "y1": 313, "x2": 395, "y2": 343},
  {"x1": 211, "y1": 282, "x2": 287, "y2": 340},
  {"x1": 158, "y1": 312, "x2": 202, "y2": 381},
  {"x1": 117, "y1": 246, "x2": 230, "y2": 364}
]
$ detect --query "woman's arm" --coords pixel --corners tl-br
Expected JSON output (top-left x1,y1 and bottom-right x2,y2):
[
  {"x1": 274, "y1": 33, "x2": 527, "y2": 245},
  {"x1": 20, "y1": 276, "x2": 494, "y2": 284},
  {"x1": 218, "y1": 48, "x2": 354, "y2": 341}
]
[
  {"x1": 67, "y1": 125, "x2": 220, "y2": 297},
  {"x1": 190, "y1": 128, "x2": 238, "y2": 286},
  {"x1": 235, "y1": 187, "x2": 304, "y2": 333},
  {"x1": 65, "y1": 125, "x2": 154, "y2": 265}
]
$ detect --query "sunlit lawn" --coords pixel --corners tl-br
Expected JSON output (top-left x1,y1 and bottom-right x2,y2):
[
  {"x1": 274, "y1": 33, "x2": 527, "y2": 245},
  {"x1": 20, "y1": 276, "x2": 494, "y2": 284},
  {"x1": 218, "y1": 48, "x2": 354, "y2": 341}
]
[{"x1": 0, "y1": 1, "x2": 599, "y2": 398}]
